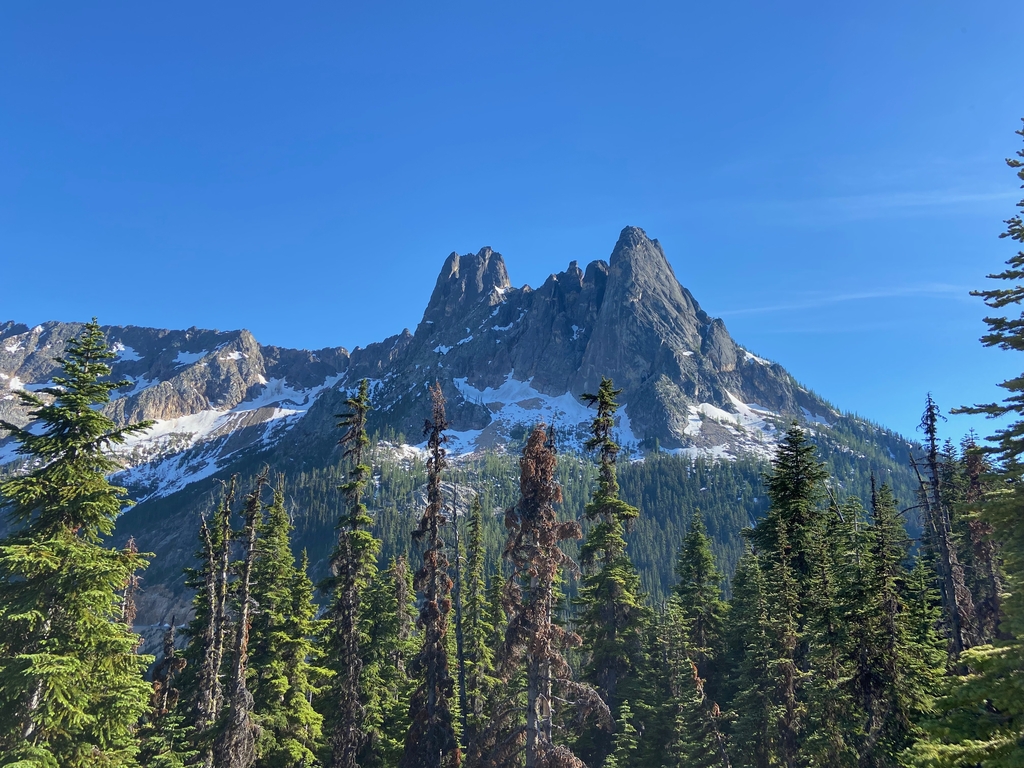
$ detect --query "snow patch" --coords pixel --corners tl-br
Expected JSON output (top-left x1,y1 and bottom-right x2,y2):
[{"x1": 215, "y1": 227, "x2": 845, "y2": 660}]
[
  {"x1": 434, "y1": 345, "x2": 452, "y2": 355},
  {"x1": 174, "y1": 350, "x2": 206, "y2": 366},
  {"x1": 112, "y1": 342, "x2": 142, "y2": 361}
]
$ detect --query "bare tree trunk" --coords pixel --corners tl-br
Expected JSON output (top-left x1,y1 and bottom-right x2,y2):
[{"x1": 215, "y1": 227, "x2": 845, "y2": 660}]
[{"x1": 214, "y1": 472, "x2": 265, "y2": 768}]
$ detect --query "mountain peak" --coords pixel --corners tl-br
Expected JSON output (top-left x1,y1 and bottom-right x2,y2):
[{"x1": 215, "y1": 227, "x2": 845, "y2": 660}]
[{"x1": 421, "y1": 247, "x2": 511, "y2": 327}]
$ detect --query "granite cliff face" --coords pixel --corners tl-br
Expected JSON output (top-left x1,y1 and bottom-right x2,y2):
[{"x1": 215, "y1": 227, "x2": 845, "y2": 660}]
[
  {"x1": 0, "y1": 226, "x2": 918, "y2": 629},
  {"x1": 2, "y1": 226, "x2": 839, "y2": 498},
  {"x1": 301, "y1": 226, "x2": 831, "y2": 459}
]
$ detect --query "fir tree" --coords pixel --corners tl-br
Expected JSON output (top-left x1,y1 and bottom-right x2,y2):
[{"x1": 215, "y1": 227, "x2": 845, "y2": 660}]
[
  {"x1": 463, "y1": 496, "x2": 497, "y2": 745},
  {"x1": 213, "y1": 471, "x2": 266, "y2": 768},
  {"x1": 322, "y1": 378, "x2": 380, "y2": 768},
  {"x1": 673, "y1": 511, "x2": 727, "y2": 699},
  {"x1": 915, "y1": 394, "x2": 978, "y2": 655},
  {"x1": 725, "y1": 552, "x2": 779, "y2": 768},
  {"x1": 801, "y1": 500, "x2": 860, "y2": 768},
  {"x1": 574, "y1": 377, "x2": 647, "y2": 763},
  {"x1": 249, "y1": 485, "x2": 327, "y2": 768},
  {"x1": 360, "y1": 556, "x2": 418, "y2": 768},
  {"x1": 400, "y1": 382, "x2": 461, "y2": 768},
  {"x1": 0, "y1": 319, "x2": 154, "y2": 768},
  {"x1": 603, "y1": 701, "x2": 639, "y2": 768}
]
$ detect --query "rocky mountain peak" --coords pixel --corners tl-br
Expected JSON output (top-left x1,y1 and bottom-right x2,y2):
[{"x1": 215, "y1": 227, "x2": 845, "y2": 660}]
[{"x1": 421, "y1": 247, "x2": 511, "y2": 327}]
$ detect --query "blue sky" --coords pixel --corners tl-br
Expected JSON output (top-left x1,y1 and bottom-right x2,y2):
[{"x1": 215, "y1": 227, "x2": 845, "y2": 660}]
[{"x1": 1, "y1": 1, "x2": 1021, "y2": 442}]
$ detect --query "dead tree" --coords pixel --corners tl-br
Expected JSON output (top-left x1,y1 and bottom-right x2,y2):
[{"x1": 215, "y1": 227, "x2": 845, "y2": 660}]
[
  {"x1": 468, "y1": 425, "x2": 610, "y2": 768},
  {"x1": 213, "y1": 470, "x2": 267, "y2": 768},
  {"x1": 915, "y1": 394, "x2": 978, "y2": 655},
  {"x1": 400, "y1": 382, "x2": 461, "y2": 768}
]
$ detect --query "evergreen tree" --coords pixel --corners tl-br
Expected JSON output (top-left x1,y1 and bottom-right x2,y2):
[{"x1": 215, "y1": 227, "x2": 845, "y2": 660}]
[
  {"x1": 574, "y1": 377, "x2": 647, "y2": 764},
  {"x1": 361, "y1": 556, "x2": 418, "y2": 768},
  {"x1": 138, "y1": 621, "x2": 195, "y2": 768},
  {"x1": 749, "y1": 423, "x2": 829, "y2": 597},
  {"x1": 915, "y1": 395, "x2": 978, "y2": 655},
  {"x1": 672, "y1": 660, "x2": 731, "y2": 768},
  {"x1": 918, "y1": 117, "x2": 1024, "y2": 767},
  {"x1": 400, "y1": 382, "x2": 461, "y2": 768},
  {"x1": 463, "y1": 496, "x2": 497, "y2": 745},
  {"x1": 801, "y1": 500, "x2": 860, "y2": 768},
  {"x1": 673, "y1": 511, "x2": 727, "y2": 699},
  {"x1": 725, "y1": 552, "x2": 779, "y2": 768},
  {"x1": 249, "y1": 485, "x2": 327, "y2": 768},
  {"x1": 0, "y1": 319, "x2": 154, "y2": 768},
  {"x1": 603, "y1": 701, "x2": 639, "y2": 768},
  {"x1": 322, "y1": 378, "x2": 380, "y2": 768}
]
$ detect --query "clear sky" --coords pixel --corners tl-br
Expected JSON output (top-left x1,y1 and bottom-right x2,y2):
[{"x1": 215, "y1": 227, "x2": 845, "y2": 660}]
[{"x1": 1, "y1": 2, "x2": 1021, "y2": 443}]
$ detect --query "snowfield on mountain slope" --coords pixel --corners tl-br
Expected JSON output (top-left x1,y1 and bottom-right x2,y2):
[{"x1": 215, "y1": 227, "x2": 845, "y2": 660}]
[{"x1": 110, "y1": 374, "x2": 342, "y2": 501}]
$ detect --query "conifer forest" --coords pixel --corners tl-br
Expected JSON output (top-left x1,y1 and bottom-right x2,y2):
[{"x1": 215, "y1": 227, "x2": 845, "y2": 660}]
[{"x1": 2, "y1": 123, "x2": 1024, "y2": 768}]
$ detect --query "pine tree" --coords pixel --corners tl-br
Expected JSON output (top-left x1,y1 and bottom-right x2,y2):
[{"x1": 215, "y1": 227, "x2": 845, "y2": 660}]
[
  {"x1": 725, "y1": 552, "x2": 779, "y2": 768},
  {"x1": 400, "y1": 382, "x2": 461, "y2": 768},
  {"x1": 801, "y1": 500, "x2": 859, "y2": 768},
  {"x1": 249, "y1": 485, "x2": 327, "y2": 768},
  {"x1": 322, "y1": 378, "x2": 381, "y2": 768},
  {"x1": 915, "y1": 394, "x2": 978, "y2": 655},
  {"x1": 672, "y1": 660, "x2": 731, "y2": 768},
  {"x1": 603, "y1": 701, "x2": 639, "y2": 768},
  {"x1": 574, "y1": 377, "x2": 647, "y2": 764},
  {"x1": 749, "y1": 423, "x2": 829, "y2": 596},
  {"x1": 0, "y1": 319, "x2": 154, "y2": 767},
  {"x1": 463, "y1": 496, "x2": 497, "y2": 745},
  {"x1": 673, "y1": 511, "x2": 726, "y2": 699},
  {"x1": 361, "y1": 556, "x2": 418, "y2": 768}
]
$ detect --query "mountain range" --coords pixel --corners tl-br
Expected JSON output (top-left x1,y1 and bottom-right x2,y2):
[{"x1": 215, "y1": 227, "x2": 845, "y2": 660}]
[{"x1": 0, "y1": 226, "x2": 916, "y2": 628}]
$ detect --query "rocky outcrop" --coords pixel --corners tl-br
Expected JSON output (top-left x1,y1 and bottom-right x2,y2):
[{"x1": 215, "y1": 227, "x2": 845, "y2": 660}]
[{"x1": 2, "y1": 225, "x2": 844, "y2": 486}]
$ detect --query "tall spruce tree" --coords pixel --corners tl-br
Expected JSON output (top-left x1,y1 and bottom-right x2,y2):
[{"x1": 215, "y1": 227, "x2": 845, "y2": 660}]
[
  {"x1": 463, "y1": 496, "x2": 497, "y2": 745},
  {"x1": 674, "y1": 511, "x2": 727, "y2": 699},
  {"x1": 801, "y1": 500, "x2": 860, "y2": 768},
  {"x1": 361, "y1": 556, "x2": 418, "y2": 768},
  {"x1": 725, "y1": 551, "x2": 780, "y2": 768},
  {"x1": 249, "y1": 485, "x2": 327, "y2": 768},
  {"x1": 915, "y1": 395, "x2": 978, "y2": 655},
  {"x1": 574, "y1": 377, "x2": 646, "y2": 765},
  {"x1": 0, "y1": 319, "x2": 154, "y2": 768},
  {"x1": 400, "y1": 383, "x2": 461, "y2": 768},
  {"x1": 322, "y1": 378, "x2": 380, "y2": 768}
]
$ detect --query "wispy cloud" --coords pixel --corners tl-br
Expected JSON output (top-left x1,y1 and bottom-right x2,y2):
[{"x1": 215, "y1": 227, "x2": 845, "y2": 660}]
[{"x1": 718, "y1": 283, "x2": 973, "y2": 317}]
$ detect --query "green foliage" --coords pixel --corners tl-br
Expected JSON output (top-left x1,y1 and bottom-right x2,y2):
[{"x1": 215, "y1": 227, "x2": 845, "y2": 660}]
[
  {"x1": 0, "y1": 319, "x2": 153, "y2": 768},
  {"x1": 360, "y1": 556, "x2": 418, "y2": 767},
  {"x1": 321, "y1": 378, "x2": 382, "y2": 768},
  {"x1": 250, "y1": 488, "x2": 328, "y2": 768}
]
